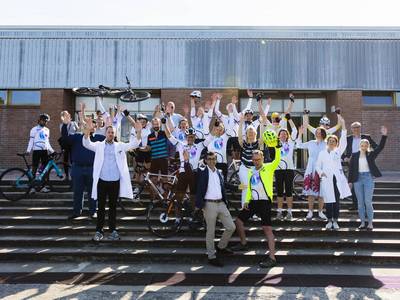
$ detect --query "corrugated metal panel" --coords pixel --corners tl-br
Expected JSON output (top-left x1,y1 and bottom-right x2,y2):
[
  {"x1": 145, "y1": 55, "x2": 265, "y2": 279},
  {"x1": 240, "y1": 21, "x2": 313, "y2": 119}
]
[{"x1": 0, "y1": 36, "x2": 400, "y2": 90}]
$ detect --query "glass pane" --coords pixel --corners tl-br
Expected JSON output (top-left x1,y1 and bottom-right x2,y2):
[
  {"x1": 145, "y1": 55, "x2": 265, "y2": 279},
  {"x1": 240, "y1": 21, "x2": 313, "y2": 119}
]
[
  {"x1": 396, "y1": 92, "x2": 400, "y2": 107},
  {"x1": 0, "y1": 90, "x2": 6, "y2": 105},
  {"x1": 100, "y1": 97, "x2": 118, "y2": 112},
  {"x1": 139, "y1": 97, "x2": 160, "y2": 111},
  {"x1": 270, "y1": 99, "x2": 283, "y2": 113},
  {"x1": 363, "y1": 95, "x2": 392, "y2": 106},
  {"x1": 11, "y1": 90, "x2": 40, "y2": 105},
  {"x1": 305, "y1": 98, "x2": 326, "y2": 113},
  {"x1": 284, "y1": 99, "x2": 304, "y2": 113},
  {"x1": 122, "y1": 101, "x2": 139, "y2": 112},
  {"x1": 76, "y1": 96, "x2": 96, "y2": 112}
]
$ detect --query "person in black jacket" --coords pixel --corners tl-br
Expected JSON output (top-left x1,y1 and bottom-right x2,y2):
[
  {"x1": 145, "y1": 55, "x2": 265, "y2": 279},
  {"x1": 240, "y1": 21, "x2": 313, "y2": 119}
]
[
  {"x1": 195, "y1": 151, "x2": 235, "y2": 267},
  {"x1": 348, "y1": 126, "x2": 387, "y2": 231},
  {"x1": 343, "y1": 122, "x2": 378, "y2": 209}
]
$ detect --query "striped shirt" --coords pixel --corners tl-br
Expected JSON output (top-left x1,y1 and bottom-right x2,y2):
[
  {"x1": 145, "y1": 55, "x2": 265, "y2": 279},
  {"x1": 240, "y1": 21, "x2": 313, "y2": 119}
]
[
  {"x1": 147, "y1": 131, "x2": 169, "y2": 159},
  {"x1": 240, "y1": 141, "x2": 259, "y2": 168}
]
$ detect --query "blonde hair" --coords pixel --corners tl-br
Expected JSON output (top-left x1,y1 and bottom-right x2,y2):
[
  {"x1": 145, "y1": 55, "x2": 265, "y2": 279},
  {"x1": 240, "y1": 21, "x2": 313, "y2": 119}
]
[
  {"x1": 327, "y1": 135, "x2": 339, "y2": 145},
  {"x1": 360, "y1": 139, "x2": 372, "y2": 152}
]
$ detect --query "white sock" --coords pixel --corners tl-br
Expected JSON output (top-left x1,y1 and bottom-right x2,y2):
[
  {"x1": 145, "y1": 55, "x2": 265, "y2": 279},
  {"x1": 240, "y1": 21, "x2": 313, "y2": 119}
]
[{"x1": 278, "y1": 208, "x2": 283, "y2": 213}]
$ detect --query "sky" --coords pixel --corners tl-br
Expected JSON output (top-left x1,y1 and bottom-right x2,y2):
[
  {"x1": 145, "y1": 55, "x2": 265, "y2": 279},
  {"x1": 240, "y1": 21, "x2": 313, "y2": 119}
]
[{"x1": 1, "y1": 0, "x2": 400, "y2": 27}]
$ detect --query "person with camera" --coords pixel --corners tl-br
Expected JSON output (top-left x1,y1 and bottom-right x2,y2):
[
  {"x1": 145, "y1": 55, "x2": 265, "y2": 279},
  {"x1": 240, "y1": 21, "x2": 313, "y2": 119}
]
[
  {"x1": 348, "y1": 126, "x2": 387, "y2": 231},
  {"x1": 195, "y1": 151, "x2": 236, "y2": 267},
  {"x1": 343, "y1": 121, "x2": 379, "y2": 210},
  {"x1": 61, "y1": 115, "x2": 105, "y2": 220},
  {"x1": 275, "y1": 115, "x2": 298, "y2": 221},
  {"x1": 232, "y1": 131, "x2": 282, "y2": 268},
  {"x1": 315, "y1": 115, "x2": 350, "y2": 230},
  {"x1": 296, "y1": 124, "x2": 328, "y2": 221},
  {"x1": 82, "y1": 118, "x2": 142, "y2": 242},
  {"x1": 26, "y1": 113, "x2": 55, "y2": 194},
  {"x1": 190, "y1": 90, "x2": 215, "y2": 140}
]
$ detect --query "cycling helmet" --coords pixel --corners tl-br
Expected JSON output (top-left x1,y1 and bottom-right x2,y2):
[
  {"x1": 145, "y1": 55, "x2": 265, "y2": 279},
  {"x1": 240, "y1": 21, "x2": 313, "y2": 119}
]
[
  {"x1": 137, "y1": 114, "x2": 148, "y2": 121},
  {"x1": 39, "y1": 113, "x2": 50, "y2": 122},
  {"x1": 244, "y1": 109, "x2": 254, "y2": 115},
  {"x1": 190, "y1": 90, "x2": 202, "y2": 98},
  {"x1": 271, "y1": 112, "x2": 280, "y2": 120},
  {"x1": 185, "y1": 127, "x2": 196, "y2": 136},
  {"x1": 319, "y1": 116, "x2": 331, "y2": 126},
  {"x1": 263, "y1": 130, "x2": 278, "y2": 147}
]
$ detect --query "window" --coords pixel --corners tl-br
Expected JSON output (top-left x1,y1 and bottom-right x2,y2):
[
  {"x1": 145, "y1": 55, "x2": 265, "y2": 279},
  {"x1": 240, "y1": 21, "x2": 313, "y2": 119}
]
[
  {"x1": 0, "y1": 90, "x2": 6, "y2": 105},
  {"x1": 362, "y1": 92, "x2": 393, "y2": 106},
  {"x1": 10, "y1": 90, "x2": 41, "y2": 105}
]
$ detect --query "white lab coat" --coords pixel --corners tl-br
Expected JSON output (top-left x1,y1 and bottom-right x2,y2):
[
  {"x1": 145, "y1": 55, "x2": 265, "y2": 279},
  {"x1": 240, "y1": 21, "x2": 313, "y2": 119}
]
[
  {"x1": 316, "y1": 130, "x2": 351, "y2": 203},
  {"x1": 82, "y1": 136, "x2": 140, "y2": 200}
]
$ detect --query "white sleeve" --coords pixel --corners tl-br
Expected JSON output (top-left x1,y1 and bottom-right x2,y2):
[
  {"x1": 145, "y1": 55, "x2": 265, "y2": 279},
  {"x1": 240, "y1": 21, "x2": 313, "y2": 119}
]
[
  {"x1": 264, "y1": 103, "x2": 270, "y2": 116},
  {"x1": 232, "y1": 104, "x2": 240, "y2": 121},
  {"x1": 296, "y1": 139, "x2": 310, "y2": 149},
  {"x1": 26, "y1": 128, "x2": 35, "y2": 152},
  {"x1": 327, "y1": 125, "x2": 340, "y2": 135},
  {"x1": 290, "y1": 125, "x2": 298, "y2": 141},
  {"x1": 203, "y1": 134, "x2": 214, "y2": 147},
  {"x1": 96, "y1": 97, "x2": 110, "y2": 117},
  {"x1": 315, "y1": 152, "x2": 324, "y2": 177},
  {"x1": 214, "y1": 99, "x2": 222, "y2": 118},
  {"x1": 190, "y1": 106, "x2": 196, "y2": 118},
  {"x1": 338, "y1": 129, "x2": 348, "y2": 155},
  {"x1": 168, "y1": 135, "x2": 180, "y2": 146},
  {"x1": 121, "y1": 136, "x2": 141, "y2": 152},
  {"x1": 280, "y1": 119, "x2": 287, "y2": 129},
  {"x1": 241, "y1": 97, "x2": 253, "y2": 114},
  {"x1": 46, "y1": 129, "x2": 54, "y2": 153},
  {"x1": 82, "y1": 135, "x2": 97, "y2": 152}
]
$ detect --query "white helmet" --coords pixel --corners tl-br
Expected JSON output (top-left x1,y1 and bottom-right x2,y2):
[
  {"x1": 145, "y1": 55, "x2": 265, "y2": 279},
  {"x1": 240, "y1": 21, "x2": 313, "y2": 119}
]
[
  {"x1": 319, "y1": 116, "x2": 330, "y2": 126},
  {"x1": 190, "y1": 90, "x2": 202, "y2": 98}
]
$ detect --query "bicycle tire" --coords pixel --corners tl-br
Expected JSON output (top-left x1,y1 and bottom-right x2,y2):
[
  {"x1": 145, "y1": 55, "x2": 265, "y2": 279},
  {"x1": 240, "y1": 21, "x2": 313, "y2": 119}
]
[
  {"x1": 0, "y1": 168, "x2": 32, "y2": 201},
  {"x1": 72, "y1": 87, "x2": 103, "y2": 97},
  {"x1": 228, "y1": 170, "x2": 241, "y2": 186},
  {"x1": 293, "y1": 170, "x2": 305, "y2": 200},
  {"x1": 48, "y1": 162, "x2": 71, "y2": 192},
  {"x1": 146, "y1": 199, "x2": 182, "y2": 238},
  {"x1": 119, "y1": 91, "x2": 151, "y2": 103}
]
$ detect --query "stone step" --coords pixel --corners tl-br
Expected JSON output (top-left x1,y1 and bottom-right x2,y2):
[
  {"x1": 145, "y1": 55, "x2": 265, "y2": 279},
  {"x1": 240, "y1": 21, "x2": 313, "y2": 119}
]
[
  {"x1": 1, "y1": 206, "x2": 399, "y2": 219},
  {"x1": 0, "y1": 215, "x2": 398, "y2": 227},
  {"x1": 1, "y1": 235, "x2": 400, "y2": 251},
  {"x1": 1, "y1": 225, "x2": 400, "y2": 238},
  {"x1": 1, "y1": 246, "x2": 399, "y2": 265}
]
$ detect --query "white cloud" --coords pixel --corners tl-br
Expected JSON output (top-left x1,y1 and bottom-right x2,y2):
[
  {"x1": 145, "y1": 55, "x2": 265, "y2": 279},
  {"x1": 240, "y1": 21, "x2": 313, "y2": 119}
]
[{"x1": 1, "y1": 0, "x2": 400, "y2": 26}]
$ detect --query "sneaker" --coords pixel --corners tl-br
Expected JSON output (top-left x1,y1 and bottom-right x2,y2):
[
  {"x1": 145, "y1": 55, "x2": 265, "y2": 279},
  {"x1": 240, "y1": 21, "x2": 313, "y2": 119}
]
[
  {"x1": 39, "y1": 186, "x2": 51, "y2": 193},
  {"x1": 230, "y1": 242, "x2": 249, "y2": 252},
  {"x1": 306, "y1": 210, "x2": 313, "y2": 220},
  {"x1": 332, "y1": 221, "x2": 340, "y2": 230},
  {"x1": 208, "y1": 257, "x2": 224, "y2": 267},
  {"x1": 90, "y1": 213, "x2": 97, "y2": 219},
  {"x1": 367, "y1": 223, "x2": 374, "y2": 231},
  {"x1": 216, "y1": 246, "x2": 234, "y2": 256},
  {"x1": 93, "y1": 231, "x2": 103, "y2": 242},
  {"x1": 29, "y1": 188, "x2": 36, "y2": 195},
  {"x1": 358, "y1": 223, "x2": 366, "y2": 230},
  {"x1": 325, "y1": 221, "x2": 333, "y2": 230},
  {"x1": 175, "y1": 218, "x2": 182, "y2": 226},
  {"x1": 276, "y1": 212, "x2": 284, "y2": 220},
  {"x1": 108, "y1": 230, "x2": 121, "y2": 241},
  {"x1": 67, "y1": 214, "x2": 81, "y2": 221},
  {"x1": 259, "y1": 257, "x2": 277, "y2": 268},
  {"x1": 285, "y1": 212, "x2": 293, "y2": 221},
  {"x1": 318, "y1": 211, "x2": 328, "y2": 221}
]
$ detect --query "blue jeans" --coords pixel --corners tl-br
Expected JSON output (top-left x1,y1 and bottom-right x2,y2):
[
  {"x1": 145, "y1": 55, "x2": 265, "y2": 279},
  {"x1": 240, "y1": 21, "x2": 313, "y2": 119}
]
[
  {"x1": 353, "y1": 172, "x2": 374, "y2": 223},
  {"x1": 72, "y1": 164, "x2": 97, "y2": 215}
]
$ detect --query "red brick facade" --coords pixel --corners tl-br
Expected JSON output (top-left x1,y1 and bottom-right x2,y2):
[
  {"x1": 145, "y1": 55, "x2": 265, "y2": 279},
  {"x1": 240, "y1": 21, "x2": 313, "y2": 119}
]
[{"x1": 1, "y1": 89, "x2": 399, "y2": 171}]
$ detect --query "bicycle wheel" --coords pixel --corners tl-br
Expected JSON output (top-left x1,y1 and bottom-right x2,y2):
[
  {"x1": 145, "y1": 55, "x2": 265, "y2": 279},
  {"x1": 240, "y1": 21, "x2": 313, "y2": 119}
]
[
  {"x1": 48, "y1": 162, "x2": 71, "y2": 192},
  {"x1": 228, "y1": 170, "x2": 240, "y2": 186},
  {"x1": 0, "y1": 168, "x2": 32, "y2": 201},
  {"x1": 146, "y1": 199, "x2": 182, "y2": 238},
  {"x1": 72, "y1": 87, "x2": 102, "y2": 97},
  {"x1": 293, "y1": 170, "x2": 305, "y2": 200},
  {"x1": 120, "y1": 91, "x2": 151, "y2": 103}
]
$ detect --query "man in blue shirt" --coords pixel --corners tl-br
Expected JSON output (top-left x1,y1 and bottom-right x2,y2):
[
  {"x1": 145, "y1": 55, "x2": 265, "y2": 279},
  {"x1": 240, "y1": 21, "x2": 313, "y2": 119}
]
[{"x1": 61, "y1": 122, "x2": 105, "y2": 220}]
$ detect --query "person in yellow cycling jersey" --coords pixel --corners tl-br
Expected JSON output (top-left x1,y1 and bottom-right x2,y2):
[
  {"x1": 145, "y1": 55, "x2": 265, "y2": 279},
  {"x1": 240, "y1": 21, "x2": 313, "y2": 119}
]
[{"x1": 231, "y1": 130, "x2": 281, "y2": 268}]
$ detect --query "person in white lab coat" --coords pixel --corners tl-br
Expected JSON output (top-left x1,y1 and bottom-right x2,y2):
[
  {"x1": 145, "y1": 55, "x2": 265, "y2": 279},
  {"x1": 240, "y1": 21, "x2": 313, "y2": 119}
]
[
  {"x1": 316, "y1": 115, "x2": 351, "y2": 230},
  {"x1": 82, "y1": 118, "x2": 142, "y2": 242}
]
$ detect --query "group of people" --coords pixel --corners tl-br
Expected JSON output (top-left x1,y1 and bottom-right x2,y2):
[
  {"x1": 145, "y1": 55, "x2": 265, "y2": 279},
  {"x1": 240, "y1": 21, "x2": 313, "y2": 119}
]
[{"x1": 25, "y1": 90, "x2": 388, "y2": 268}]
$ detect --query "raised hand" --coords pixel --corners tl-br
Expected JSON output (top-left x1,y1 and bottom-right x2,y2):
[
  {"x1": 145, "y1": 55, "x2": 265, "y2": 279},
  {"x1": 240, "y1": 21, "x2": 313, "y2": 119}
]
[
  {"x1": 247, "y1": 89, "x2": 253, "y2": 98},
  {"x1": 231, "y1": 95, "x2": 238, "y2": 105},
  {"x1": 183, "y1": 150, "x2": 189, "y2": 162},
  {"x1": 298, "y1": 125, "x2": 304, "y2": 135},
  {"x1": 381, "y1": 126, "x2": 388, "y2": 135},
  {"x1": 183, "y1": 104, "x2": 190, "y2": 116},
  {"x1": 266, "y1": 96, "x2": 272, "y2": 105}
]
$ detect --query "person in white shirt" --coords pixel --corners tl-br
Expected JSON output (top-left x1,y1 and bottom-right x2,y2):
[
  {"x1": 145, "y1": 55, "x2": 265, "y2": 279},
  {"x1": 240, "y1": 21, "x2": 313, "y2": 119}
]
[
  {"x1": 303, "y1": 111, "x2": 341, "y2": 137},
  {"x1": 190, "y1": 90, "x2": 215, "y2": 140},
  {"x1": 82, "y1": 118, "x2": 142, "y2": 242},
  {"x1": 316, "y1": 115, "x2": 351, "y2": 230},
  {"x1": 26, "y1": 113, "x2": 54, "y2": 193},
  {"x1": 275, "y1": 116, "x2": 298, "y2": 221}
]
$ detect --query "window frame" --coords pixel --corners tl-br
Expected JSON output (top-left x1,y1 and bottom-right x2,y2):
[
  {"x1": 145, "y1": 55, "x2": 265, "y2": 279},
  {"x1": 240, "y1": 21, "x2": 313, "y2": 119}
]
[{"x1": 362, "y1": 91, "x2": 394, "y2": 107}]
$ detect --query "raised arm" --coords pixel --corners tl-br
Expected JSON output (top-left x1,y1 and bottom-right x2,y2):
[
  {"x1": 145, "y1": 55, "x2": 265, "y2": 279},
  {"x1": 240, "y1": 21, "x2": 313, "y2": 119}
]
[
  {"x1": 82, "y1": 118, "x2": 97, "y2": 152},
  {"x1": 371, "y1": 126, "x2": 388, "y2": 158},
  {"x1": 288, "y1": 118, "x2": 298, "y2": 141},
  {"x1": 337, "y1": 116, "x2": 348, "y2": 155},
  {"x1": 121, "y1": 122, "x2": 142, "y2": 152},
  {"x1": 295, "y1": 125, "x2": 310, "y2": 149},
  {"x1": 238, "y1": 115, "x2": 244, "y2": 148},
  {"x1": 26, "y1": 128, "x2": 35, "y2": 153}
]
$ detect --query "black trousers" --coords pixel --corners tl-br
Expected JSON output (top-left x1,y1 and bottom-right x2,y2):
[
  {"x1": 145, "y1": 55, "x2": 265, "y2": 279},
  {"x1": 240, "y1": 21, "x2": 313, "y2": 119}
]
[
  {"x1": 96, "y1": 179, "x2": 120, "y2": 232},
  {"x1": 326, "y1": 176, "x2": 340, "y2": 220}
]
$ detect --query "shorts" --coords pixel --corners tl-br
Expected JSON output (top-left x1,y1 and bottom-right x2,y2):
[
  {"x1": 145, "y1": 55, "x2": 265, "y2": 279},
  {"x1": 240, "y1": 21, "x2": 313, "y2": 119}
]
[
  {"x1": 176, "y1": 169, "x2": 197, "y2": 194},
  {"x1": 135, "y1": 150, "x2": 151, "y2": 164},
  {"x1": 32, "y1": 150, "x2": 49, "y2": 169},
  {"x1": 237, "y1": 200, "x2": 272, "y2": 226},
  {"x1": 275, "y1": 169, "x2": 294, "y2": 197},
  {"x1": 150, "y1": 158, "x2": 168, "y2": 175}
]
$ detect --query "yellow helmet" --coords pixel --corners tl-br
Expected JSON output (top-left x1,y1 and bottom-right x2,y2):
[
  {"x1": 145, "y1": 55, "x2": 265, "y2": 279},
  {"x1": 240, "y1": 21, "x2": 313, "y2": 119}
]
[
  {"x1": 263, "y1": 130, "x2": 278, "y2": 147},
  {"x1": 271, "y1": 112, "x2": 280, "y2": 120}
]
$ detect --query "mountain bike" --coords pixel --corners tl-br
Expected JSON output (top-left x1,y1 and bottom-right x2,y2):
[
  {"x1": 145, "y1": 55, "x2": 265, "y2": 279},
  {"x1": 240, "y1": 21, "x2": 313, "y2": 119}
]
[{"x1": 0, "y1": 152, "x2": 70, "y2": 201}]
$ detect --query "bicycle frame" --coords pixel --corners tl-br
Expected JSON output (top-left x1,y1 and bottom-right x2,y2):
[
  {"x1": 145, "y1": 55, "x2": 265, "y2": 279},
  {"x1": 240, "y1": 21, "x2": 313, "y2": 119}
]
[{"x1": 144, "y1": 172, "x2": 177, "y2": 201}]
